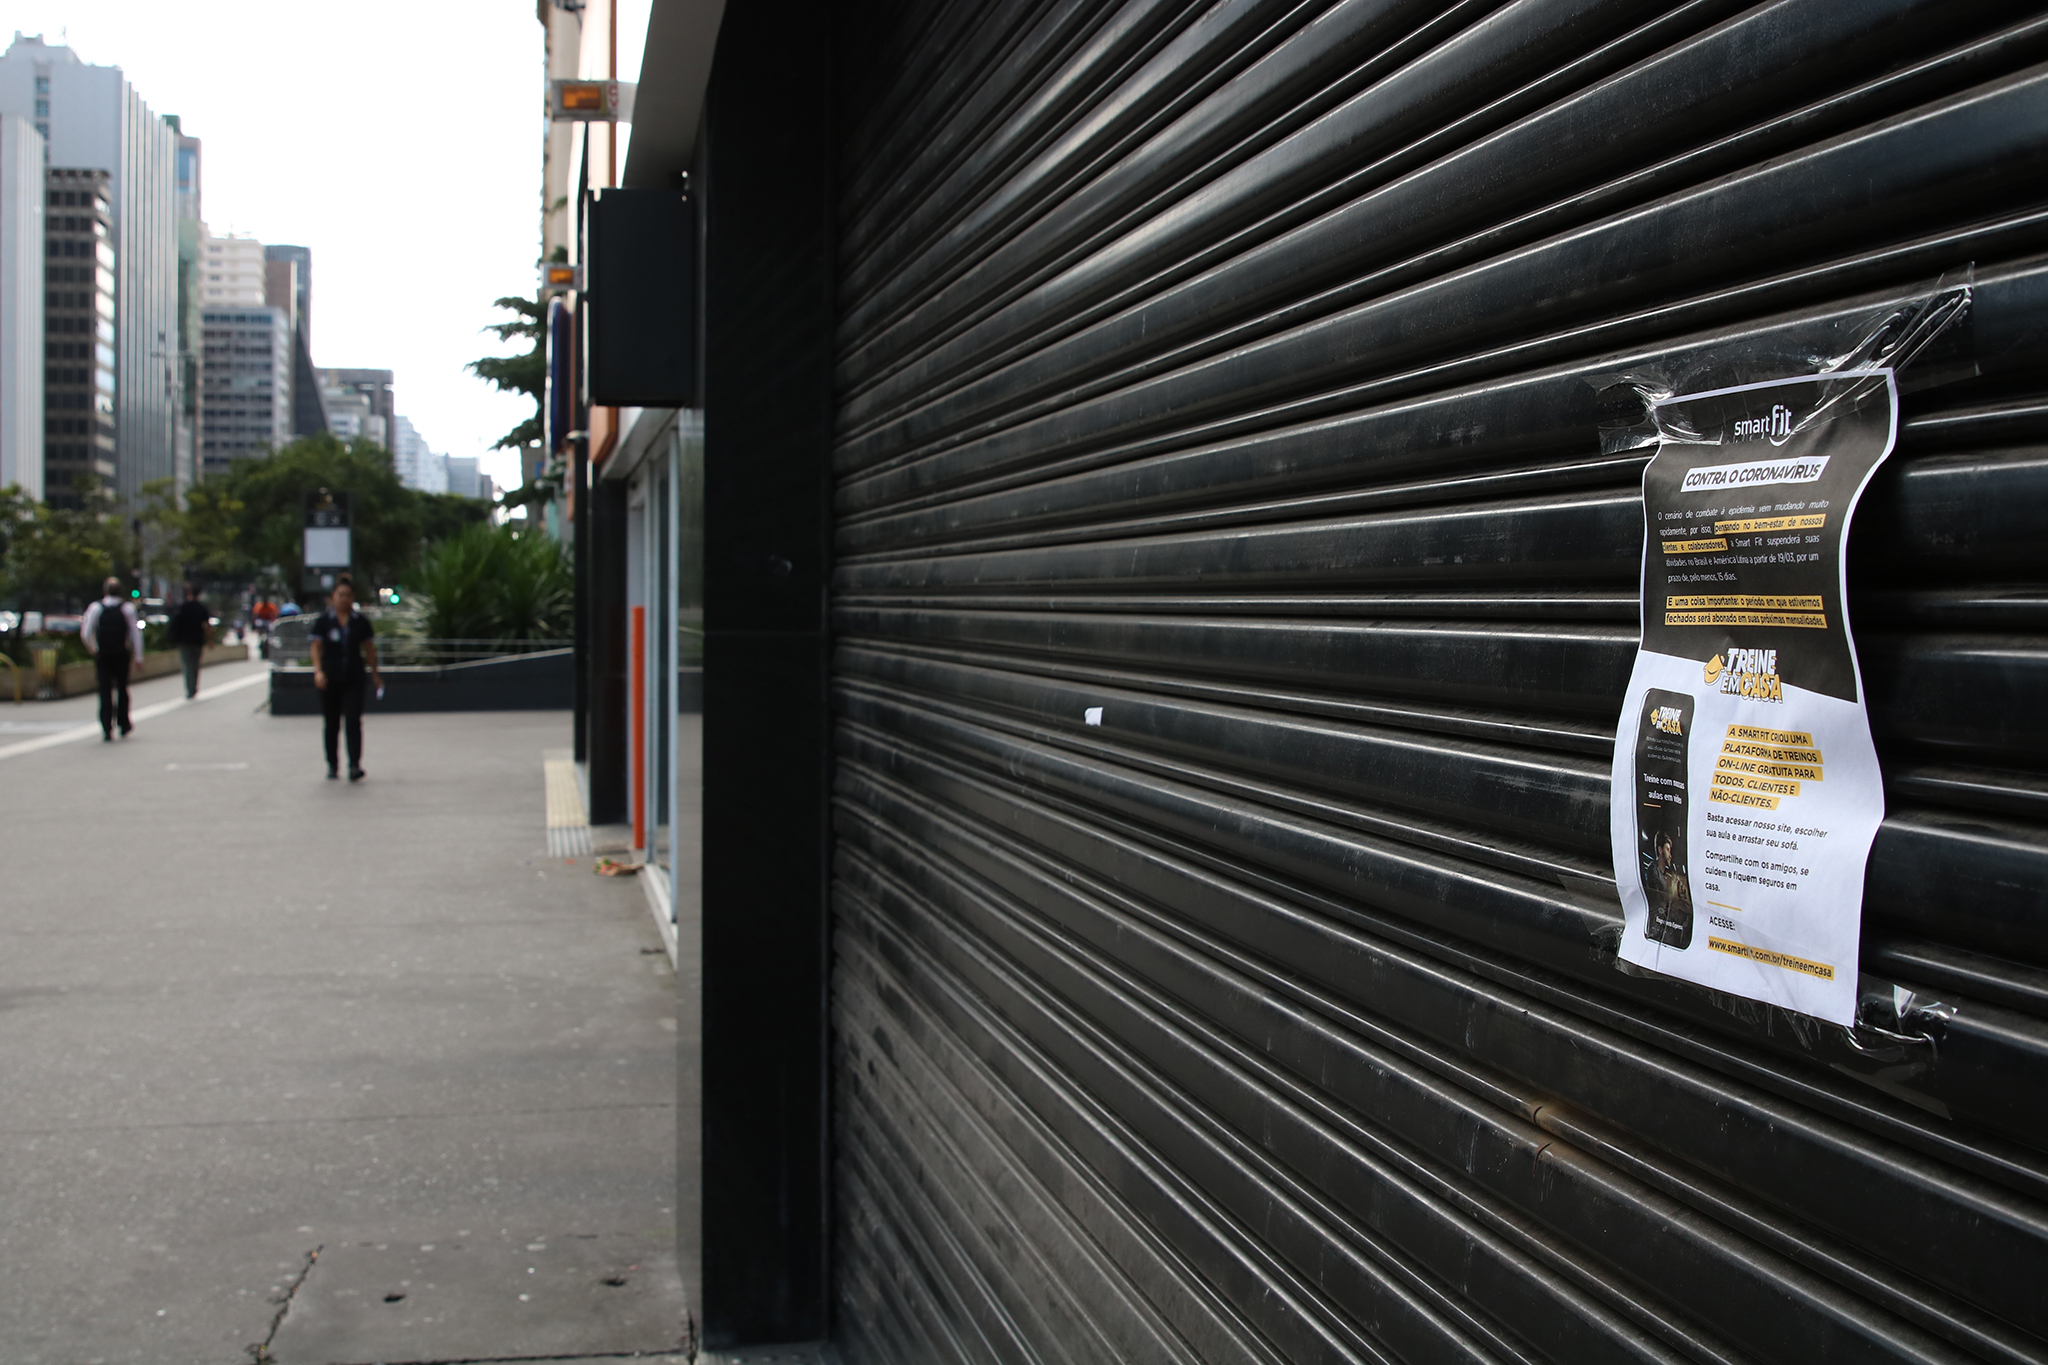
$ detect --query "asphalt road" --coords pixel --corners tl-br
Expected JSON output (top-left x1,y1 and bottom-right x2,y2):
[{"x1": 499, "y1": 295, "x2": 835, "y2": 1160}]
[{"x1": 0, "y1": 660, "x2": 684, "y2": 1363}]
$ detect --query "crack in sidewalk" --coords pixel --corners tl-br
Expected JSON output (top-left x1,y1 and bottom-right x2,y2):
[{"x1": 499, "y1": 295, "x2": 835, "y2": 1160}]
[{"x1": 246, "y1": 1244, "x2": 321, "y2": 1364}]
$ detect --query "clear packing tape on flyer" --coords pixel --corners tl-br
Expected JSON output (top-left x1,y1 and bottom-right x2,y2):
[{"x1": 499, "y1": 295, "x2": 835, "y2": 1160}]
[{"x1": 1593, "y1": 276, "x2": 1972, "y2": 1031}]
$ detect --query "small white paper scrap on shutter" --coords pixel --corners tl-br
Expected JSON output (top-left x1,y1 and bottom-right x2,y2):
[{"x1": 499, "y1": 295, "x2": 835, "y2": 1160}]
[{"x1": 1083, "y1": 706, "x2": 1104, "y2": 726}]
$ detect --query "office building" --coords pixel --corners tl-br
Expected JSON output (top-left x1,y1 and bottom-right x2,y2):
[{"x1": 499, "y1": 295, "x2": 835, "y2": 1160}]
[
  {"x1": 320, "y1": 384, "x2": 367, "y2": 438},
  {"x1": 168, "y1": 116, "x2": 199, "y2": 488},
  {"x1": 197, "y1": 303, "x2": 289, "y2": 472},
  {"x1": 43, "y1": 167, "x2": 116, "y2": 501},
  {"x1": 0, "y1": 112, "x2": 40, "y2": 497},
  {"x1": 261, "y1": 248, "x2": 304, "y2": 437},
  {"x1": 172, "y1": 118, "x2": 199, "y2": 221},
  {"x1": 318, "y1": 367, "x2": 392, "y2": 448},
  {"x1": 197, "y1": 230, "x2": 329, "y2": 450},
  {"x1": 444, "y1": 453, "x2": 480, "y2": 499},
  {"x1": 196, "y1": 227, "x2": 295, "y2": 472},
  {"x1": 263, "y1": 244, "x2": 324, "y2": 436},
  {"x1": 0, "y1": 33, "x2": 179, "y2": 506},
  {"x1": 390, "y1": 413, "x2": 446, "y2": 493},
  {"x1": 319, "y1": 379, "x2": 384, "y2": 447},
  {"x1": 200, "y1": 228, "x2": 263, "y2": 306}
]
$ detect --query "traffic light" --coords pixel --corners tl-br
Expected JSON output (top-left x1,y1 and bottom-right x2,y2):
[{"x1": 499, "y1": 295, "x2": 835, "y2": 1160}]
[{"x1": 384, "y1": 587, "x2": 402, "y2": 605}]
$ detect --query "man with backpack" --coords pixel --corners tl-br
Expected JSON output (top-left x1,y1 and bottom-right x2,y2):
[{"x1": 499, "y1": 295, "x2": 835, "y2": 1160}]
[{"x1": 80, "y1": 577, "x2": 144, "y2": 741}]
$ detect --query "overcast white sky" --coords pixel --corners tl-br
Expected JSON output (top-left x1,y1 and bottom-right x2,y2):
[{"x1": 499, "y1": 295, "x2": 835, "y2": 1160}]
[{"x1": 12, "y1": 0, "x2": 651, "y2": 491}]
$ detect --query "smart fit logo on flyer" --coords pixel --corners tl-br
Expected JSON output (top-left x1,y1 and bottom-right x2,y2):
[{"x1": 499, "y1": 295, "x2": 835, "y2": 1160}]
[
  {"x1": 1704, "y1": 648, "x2": 1784, "y2": 701},
  {"x1": 1732, "y1": 404, "x2": 1795, "y2": 446}
]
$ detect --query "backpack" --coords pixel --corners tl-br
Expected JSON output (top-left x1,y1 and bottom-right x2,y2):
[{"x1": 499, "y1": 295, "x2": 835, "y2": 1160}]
[{"x1": 95, "y1": 600, "x2": 131, "y2": 659}]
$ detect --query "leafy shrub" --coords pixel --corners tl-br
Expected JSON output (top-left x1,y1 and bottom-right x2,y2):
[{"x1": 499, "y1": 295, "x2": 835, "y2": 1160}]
[
  {"x1": 2, "y1": 633, "x2": 92, "y2": 667},
  {"x1": 415, "y1": 522, "x2": 570, "y2": 641}
]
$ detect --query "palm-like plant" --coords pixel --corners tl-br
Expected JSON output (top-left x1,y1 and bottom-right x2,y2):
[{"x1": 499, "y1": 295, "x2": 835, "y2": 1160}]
[
  {"x1": 493, "y1": 527, "x2": 572, "y2": 640},
  {"x1": 416, "y1": 523, "x2": 569, "y2": 642}
]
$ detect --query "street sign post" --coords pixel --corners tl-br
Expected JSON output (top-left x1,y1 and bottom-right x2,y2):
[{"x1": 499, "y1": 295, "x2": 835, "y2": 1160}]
[{"x1": 303, "y1": 489, "x2": 351, "y2": 594}]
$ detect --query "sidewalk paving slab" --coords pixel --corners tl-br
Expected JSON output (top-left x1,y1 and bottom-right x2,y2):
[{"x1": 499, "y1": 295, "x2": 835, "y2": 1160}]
[{"x1": 0, "y1": 684, "x2": 682, "y2": 1364}]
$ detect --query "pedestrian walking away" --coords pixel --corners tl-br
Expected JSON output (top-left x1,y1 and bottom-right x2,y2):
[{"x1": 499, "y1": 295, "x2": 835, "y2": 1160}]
[
  {"x1": 168, "y1": 582, "x2": 212, "y2": 699},
  {"x1": 252, "y1": 594, "x2": 278, "y2": 658},
  {"x1": 309, "y1": 575, "x2": 383, "y2": 782},
  {"x1": 80, "y1": 578, "x2": 143, "y2": 741}
]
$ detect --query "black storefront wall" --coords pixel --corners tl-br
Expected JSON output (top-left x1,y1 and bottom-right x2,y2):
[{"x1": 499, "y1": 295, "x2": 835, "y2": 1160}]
[{"x1": 801, "y1": 1, "x2": 2048, "y2": 1363}]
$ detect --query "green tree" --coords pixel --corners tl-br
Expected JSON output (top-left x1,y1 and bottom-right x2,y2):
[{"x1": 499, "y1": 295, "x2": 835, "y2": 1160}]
[
  {"x1": 135, "y1": 478, "x2": 193, "y2": 587},
  {"x1": 0, "y1": 484, "x2": 32, "y2": 569},
  {"x1": 0, "y1": 477, "x2": 127, "y2": 609},
  {"x1": 415, "y1": 491, "x2": 493, "y2": 550},
  {"x1": 469, "y1": 296, "x2": 543, "y2": 450},
  {"x1": 470, "y1": 293, "x2": 557, "y2": 517},
  {"x1": 137, "y1": 475, "x2": 268, "y2": 587},
  {"x1": 121, "y1": 439, "x2": 502, "y2": 606},
  {"x1": 202, "y1": 433, "x2": 420, "y2": 592},
  {"x1": 179, "y1": 478, "x2": 259, "y2": 580}
]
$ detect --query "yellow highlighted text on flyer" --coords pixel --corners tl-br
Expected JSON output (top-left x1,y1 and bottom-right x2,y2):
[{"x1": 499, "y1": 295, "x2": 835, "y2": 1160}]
[
  {"x1": 1665, "y1": 610, "x2": 1827, "y2": 629},
  {"x1": 1727, "y1": 725, "x2": 1814, "y2": 745},
  {"x1": 1667, "y1": 595, "x2": 1824, "y2": 611},
  {"x1": 1707, "y1": 936, "x2": 1835, "y2": 981},
  {"x1": 1714, "y1": 513, "x2": 1827, "y2": 533}
]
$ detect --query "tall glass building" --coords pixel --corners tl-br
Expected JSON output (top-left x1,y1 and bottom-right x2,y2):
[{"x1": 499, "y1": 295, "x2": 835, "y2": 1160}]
[
  {"x1": 197, "y1": 305, "x2": 290, "y2": 473},
  {"x1": 42, "y1": 167, "x2": 115, "y2": 503},
  {"x1": 0, "y1": 33, "x2": 178, "y2": 506}
]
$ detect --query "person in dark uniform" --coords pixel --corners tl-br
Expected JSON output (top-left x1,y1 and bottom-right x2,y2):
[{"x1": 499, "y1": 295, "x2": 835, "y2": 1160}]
[
  {"x1": 80, "y1": 577, "x2": 143, "y2": 741},
  {"x1": 168, "y1": 582, "x2": 212, "y2": 698},
  {"x1": 309, "y1": 575, "x2": 383, "y2": 781}
]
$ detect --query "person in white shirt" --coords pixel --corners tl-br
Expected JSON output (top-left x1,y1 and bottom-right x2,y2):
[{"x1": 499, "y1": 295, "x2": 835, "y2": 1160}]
[{"x1": 80, "y1": 577, "x2": 145, "y2": 741}]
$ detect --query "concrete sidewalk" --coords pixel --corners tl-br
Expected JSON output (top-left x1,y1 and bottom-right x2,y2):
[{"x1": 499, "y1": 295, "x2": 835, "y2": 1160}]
[{"x1": 0, "y1": 674, "x2": 683, "y2": 1363}]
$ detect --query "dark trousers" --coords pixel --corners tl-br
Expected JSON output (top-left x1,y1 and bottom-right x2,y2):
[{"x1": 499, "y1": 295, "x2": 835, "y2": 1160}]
[
  {"x1": 322, "y1": 679, "x2": 366, "y2": 771},
  {"x1": 96, "y1": 654, "x2": 131, "y2": 736},
  {"x1": 178, "y1": 643, "x2": 203, "y2": 697}
]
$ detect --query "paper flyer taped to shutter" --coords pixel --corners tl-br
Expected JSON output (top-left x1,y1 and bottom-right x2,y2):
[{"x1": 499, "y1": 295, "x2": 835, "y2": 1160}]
[{"x1": 1610, "y1": 369, "x2": 1898, "y2": 1026}]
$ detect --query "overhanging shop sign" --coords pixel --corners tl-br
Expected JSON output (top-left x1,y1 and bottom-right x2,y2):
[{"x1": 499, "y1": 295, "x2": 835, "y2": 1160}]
[{"x1": 1610, "y1": 370, "x2": 1897, "y2": 1026}]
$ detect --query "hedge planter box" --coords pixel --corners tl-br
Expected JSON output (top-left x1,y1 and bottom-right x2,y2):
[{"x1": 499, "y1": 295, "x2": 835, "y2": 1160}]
[
  {"x1": 269, "y1": 648, "x2": 573, "y2": 714},
  {"x1": 48, "y1": 642, "x2": 250, "y2": 698}
]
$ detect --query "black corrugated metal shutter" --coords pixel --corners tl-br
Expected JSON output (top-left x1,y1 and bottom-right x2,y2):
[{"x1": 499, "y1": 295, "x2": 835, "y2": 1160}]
[{"x1": 826, "y1": 2, "x2": 2048, "y2": 1360}]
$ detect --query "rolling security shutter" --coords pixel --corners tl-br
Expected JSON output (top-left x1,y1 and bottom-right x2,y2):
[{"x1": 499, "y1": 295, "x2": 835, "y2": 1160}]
[{"x1": 827, "y1": 2, "x2": 2048, "y2": 1361}]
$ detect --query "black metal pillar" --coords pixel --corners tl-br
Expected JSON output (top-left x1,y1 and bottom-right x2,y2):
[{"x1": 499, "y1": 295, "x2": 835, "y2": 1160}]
[
  {"x1": 572, "y1": 436, "x2": 590, "y2": 765},
  {"x1": 697, "y1": 0, "x2": 834, "y2": 1346},
  {"x1": 585, "y1": 474, "x2": 630, "y2": 828}
]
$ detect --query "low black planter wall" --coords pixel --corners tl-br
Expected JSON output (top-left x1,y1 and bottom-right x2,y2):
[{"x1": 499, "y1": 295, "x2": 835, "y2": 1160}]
[{"x1": 269, "y1": 649, "x2": 575, "y2": 715}]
